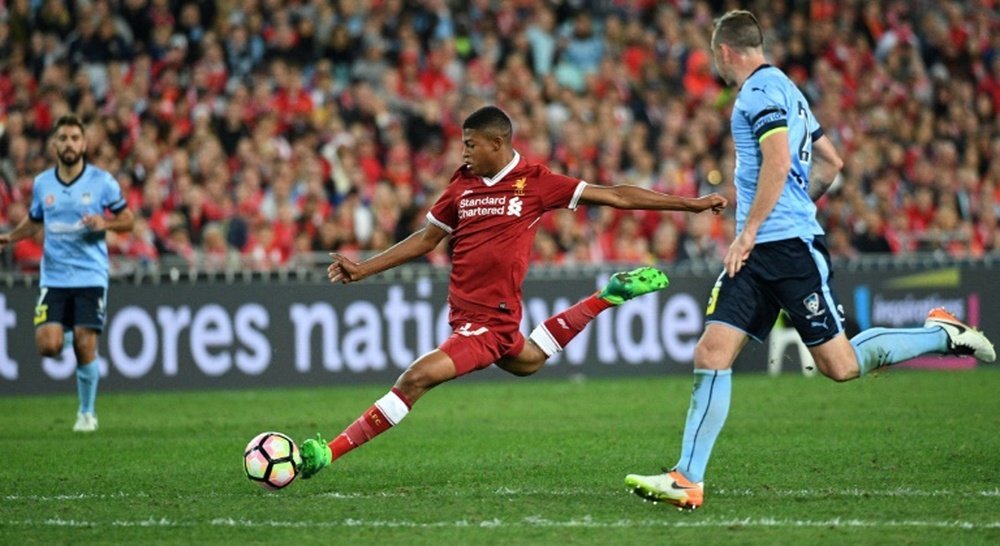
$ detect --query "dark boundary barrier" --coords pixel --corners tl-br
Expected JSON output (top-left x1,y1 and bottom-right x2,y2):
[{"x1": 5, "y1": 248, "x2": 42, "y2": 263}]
[{"x1": 1, "y1": 262, "x2": 994, "y2": 395}]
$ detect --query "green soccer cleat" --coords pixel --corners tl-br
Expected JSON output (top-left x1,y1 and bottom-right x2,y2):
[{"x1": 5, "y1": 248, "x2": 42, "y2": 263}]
[
  {"x1": 598, "y1": 267, "x2": 670, "y2": 305},
  {"x1": 298, "y1": 434, "x2": 332, "y2": 479}
]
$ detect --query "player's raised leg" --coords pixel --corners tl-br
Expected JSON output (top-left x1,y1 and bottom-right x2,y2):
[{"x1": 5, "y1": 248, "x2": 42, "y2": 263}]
[
  {"x1": 299, "y1": 350, "x2": 452, "y2": 479},
  {"x1": 520, "y1": 267, "x2": 669, "y2": 369},
  {"x1": 809, "y1": 307, "x2": 996, "y2": 381}
]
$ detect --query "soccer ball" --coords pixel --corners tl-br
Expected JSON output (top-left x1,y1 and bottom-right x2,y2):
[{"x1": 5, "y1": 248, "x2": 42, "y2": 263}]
[{"x1": 243, "y1": 431, "x2": 302, "y2": 490}]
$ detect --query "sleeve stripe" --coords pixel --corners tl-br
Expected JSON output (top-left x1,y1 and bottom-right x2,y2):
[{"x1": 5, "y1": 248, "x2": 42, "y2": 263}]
[
  {"x1": 29, "y1": 213, "x2": 43, "y2": 222},
  {"x1": 108, "y1": 199, "x2": 127, "y2": 213},
  {"x1": 758, "y1": 126, "x2": 789, "y2": 143},
  {"x1": 425, "y1": 211, "x2": 453, "y2": 234},
  {"x1": 567, "y1": 181, "x2": 587, "y2": 210},
  {"x1": 750, "y1": 107, "x2": 784, "y2": 125},
  {"x1": 811, "y1": 127, "x2": 824, "y2": 142},
  {"x1": 753, "y1": 120, "x2": 787, "y2": 140}
]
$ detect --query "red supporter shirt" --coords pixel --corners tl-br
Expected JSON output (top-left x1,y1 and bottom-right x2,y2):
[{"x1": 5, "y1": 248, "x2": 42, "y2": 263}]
[{"x1": 427, "y1": 153, "x2": 586, "y2": 320}]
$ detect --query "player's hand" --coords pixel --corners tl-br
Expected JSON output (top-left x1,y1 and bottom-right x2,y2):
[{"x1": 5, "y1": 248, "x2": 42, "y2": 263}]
[
  {"x1": 82, "y1": 214, "x2": 106, "y2": 231},
  {"x1": 693, "y1": 194, "x2": 728, "y2": 215},
  {"x1": 328, "y1": 252, "x2": 362, "y2": 284},
  {"x1": 724, "y1": 230, "x2": 756, "y2": 278}
]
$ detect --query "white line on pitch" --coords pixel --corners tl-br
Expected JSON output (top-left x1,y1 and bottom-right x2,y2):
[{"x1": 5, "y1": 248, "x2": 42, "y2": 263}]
[
  {"x1": 4, "y1": 487, "x2": 999, "y2": 502},
  {"x1": 4, "y1": 517, "x2": 1000, "y2": 530}
]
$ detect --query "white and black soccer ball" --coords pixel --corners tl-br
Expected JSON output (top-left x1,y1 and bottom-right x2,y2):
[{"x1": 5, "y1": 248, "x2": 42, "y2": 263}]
[{"x1": 243, "y1": 431, "x2": 302, "y2": 490}]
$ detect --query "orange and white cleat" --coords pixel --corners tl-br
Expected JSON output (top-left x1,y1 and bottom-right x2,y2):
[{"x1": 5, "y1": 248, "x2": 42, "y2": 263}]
[
  {"x1": 924, "y1": 307, "x2": 996, "y2": 362},
  {"x1": 625, "y1": 469, "x2": 703, "y2": 510}
]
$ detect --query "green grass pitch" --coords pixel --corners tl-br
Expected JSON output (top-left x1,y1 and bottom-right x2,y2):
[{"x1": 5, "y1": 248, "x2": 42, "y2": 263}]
[{"x1": 2, "y1": 369, "x2": 999, "y2": 544}]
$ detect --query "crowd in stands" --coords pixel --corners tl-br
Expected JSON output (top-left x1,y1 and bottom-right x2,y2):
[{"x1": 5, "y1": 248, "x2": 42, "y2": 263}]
[{"x1": 0, "y1": 0, "x2": 998, "y2": 273}]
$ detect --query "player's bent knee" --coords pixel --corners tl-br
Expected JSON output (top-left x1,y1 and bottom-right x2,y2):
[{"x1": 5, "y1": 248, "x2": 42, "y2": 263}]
[
  {"x1": 693, "y1": 343, "x2": 731, "y2": 371},
  {"x1": 816, "y1": 361, "x2": 857, "y2": 382},
  {"x1": 38, "y1": 345, "x2": 61, "y2": 358},
  {"x1": 497, "y1": 359, "x2": 543, "y2": 377},
  {"x1": 35, "y1": 327, "x2": 64, "y2": 356},
  {"x1": 810, "y1": 342, "x2": 860, "y2": 382},
  {"x1": 396, "y1": 367, "x2": 440, "y2": 394}
]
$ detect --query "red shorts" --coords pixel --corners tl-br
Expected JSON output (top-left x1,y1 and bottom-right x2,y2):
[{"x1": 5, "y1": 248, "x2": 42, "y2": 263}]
[{"x1": 438, "y1": 306, "x2": 525, "y2": 377}]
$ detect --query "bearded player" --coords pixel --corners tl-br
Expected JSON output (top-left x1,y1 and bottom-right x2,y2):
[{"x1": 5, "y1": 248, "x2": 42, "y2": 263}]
[{"x1": 0, "y1": 114, "x2": 134, "y2": 432}]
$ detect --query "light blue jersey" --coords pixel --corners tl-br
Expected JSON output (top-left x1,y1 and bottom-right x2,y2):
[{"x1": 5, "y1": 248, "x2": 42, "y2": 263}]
[
  {"x1": 731, "y1": 64, "x2": 824, "y2": 243},
  {"x1": 28, "y1": 164, "x2": 126, "y2": 288}
]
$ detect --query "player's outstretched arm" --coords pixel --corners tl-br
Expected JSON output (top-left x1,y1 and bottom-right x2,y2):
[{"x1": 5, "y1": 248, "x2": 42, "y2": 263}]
[
  {"x1": 579, "y1": 185, "x2": 727, "y2": 214},
  {"x1": 328, "y1": 222, "x2": 448, "y2": 284},
  {"x1": 0, "y1": 217, "x2": 42, "y2": 250},
  {"x1": 808, "y1": 135, "x2": 844, "y2": 202}
]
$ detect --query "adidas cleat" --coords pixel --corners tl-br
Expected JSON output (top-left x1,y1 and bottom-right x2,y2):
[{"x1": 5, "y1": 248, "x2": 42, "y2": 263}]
[
  {"x1": 599, "y1": 267, "x2": 669, "y2": 305},
  {"x1": 299, "y1": 434, "x2": 332, "y2": 479},
  {"x1": 924, "y1": 307, "x2": 996, "y2": 362},
  {"x1": 625, "y1": 469, "x2": 703, "y2": 510}
]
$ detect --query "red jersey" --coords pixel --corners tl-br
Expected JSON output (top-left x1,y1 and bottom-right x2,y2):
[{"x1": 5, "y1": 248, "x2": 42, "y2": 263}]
[{"x1": 427, "y1": 153, "x2": 586, "y2": 320}]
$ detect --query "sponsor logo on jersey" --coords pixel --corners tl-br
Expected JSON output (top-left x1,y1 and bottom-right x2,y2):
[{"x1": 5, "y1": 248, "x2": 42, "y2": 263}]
[
  {"x1": 47, "y1": 220, "x2": 86, "y2": 234},
  {"x1": 458, "y1": 195, "x2": 507, "y2": 219}
]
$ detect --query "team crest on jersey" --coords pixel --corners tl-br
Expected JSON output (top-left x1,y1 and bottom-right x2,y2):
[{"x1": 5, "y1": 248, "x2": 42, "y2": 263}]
[
  {"x1": 512, "y1": 177, "x2": 527, "y2": 196},
  {"x1": 803, "y1": 292, "x2": 825, "y2": 318},
  {"x1": 81, "y1": 192, "x2": 92, "y2": 205},
  {"x1": 45, "y1": 194, "x2": 55, "y2": 206}
]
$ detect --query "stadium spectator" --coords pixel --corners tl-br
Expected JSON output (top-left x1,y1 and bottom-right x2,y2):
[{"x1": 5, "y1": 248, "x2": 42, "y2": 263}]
[
  {"x1": 853, "y1": 209, "x2": 893, "y2": 254},
  {"x1": 198, "y1": 221, "x2": 239, "y2": 272},
  {"x1": 0, "y1": 0, "x2": 998, "y2": 275}
]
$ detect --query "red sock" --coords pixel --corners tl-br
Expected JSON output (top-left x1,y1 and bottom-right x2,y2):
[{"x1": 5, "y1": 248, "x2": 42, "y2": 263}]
[
  {"x1": 541, "y1": 294, "x2": 613, "y2": 348},
  {"x1": 329, "y1": 388, "x2": 412, "y2": 460}
]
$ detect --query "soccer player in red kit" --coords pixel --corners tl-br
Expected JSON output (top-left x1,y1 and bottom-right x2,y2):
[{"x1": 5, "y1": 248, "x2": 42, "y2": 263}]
[{"x1": 298, "y1": 105, "x2": 728, "y2": 478}]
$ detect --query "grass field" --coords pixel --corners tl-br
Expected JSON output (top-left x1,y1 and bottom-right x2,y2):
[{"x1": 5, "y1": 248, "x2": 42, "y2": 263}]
[{"x1": 2, "y1": 369, "x2": 999, "y2": 545}]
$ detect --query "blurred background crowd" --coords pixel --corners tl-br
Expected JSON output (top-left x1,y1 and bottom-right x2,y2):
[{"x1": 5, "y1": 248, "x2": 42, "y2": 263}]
[{"x1": 0, "y1": 0, "x2": 998, "y2": 273}]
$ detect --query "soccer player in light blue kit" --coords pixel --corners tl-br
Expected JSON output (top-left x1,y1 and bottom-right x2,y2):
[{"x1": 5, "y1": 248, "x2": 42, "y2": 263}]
[
  {"x1": 0, "y1": 115, "x2": 134, "y2": 432},
  {"x1": 624, "y1": 10, "x2": 996, "y2": 509}
]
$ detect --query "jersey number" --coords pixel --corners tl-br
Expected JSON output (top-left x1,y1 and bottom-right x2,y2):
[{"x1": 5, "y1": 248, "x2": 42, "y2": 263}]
[
  {"x1": 790, "y1": 102, "x2": 811, "y2": 190},
  {"x1": 457, "y1": 323, "x2": 489, "y2": 337},
  {"x1": 796, "y1": 102, "x2": 811, "y2": 163}
]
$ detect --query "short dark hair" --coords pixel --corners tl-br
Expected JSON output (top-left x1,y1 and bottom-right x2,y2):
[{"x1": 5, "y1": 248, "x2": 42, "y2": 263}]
[
  {"x1": 711, "y1": 10, "x2": 763, "y2": 50},
  {"x1": 462, "y1": 106, "x2": 513, "y2": 142},
  {"x1": 53, "y1": 114, "x2": 86, "y2": 135}
]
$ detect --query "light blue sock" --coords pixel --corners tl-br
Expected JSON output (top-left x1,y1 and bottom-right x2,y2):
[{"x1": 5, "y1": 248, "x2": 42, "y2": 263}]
[
  {"x1": 850, "y1": 327, "x2": 948, "y2": 375},
  {"x1": 76, "y1": 360, "x2": 100, "y2": 415},
  {"x1": 63, "y1": 329, "x2": 74, "y2": 351},
  {"x1": 675, "y1": 369, "x2": 732, "y2": 484}
]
